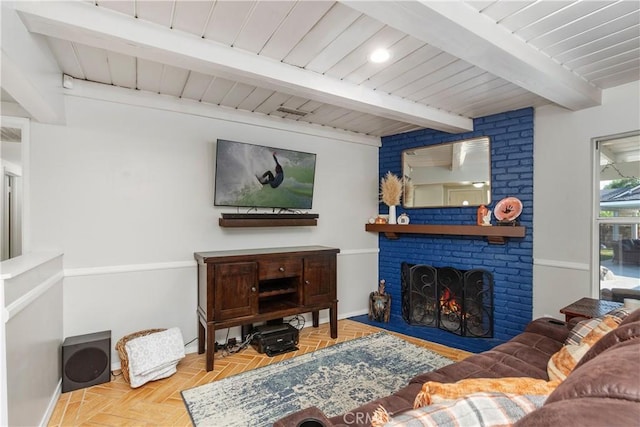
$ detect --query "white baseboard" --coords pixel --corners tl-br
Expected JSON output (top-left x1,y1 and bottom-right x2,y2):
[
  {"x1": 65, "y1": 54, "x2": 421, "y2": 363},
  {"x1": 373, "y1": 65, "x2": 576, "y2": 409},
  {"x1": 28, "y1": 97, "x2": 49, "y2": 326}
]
[{"x1": 40, "y1": 380, "x2": 61, "y2": 427}]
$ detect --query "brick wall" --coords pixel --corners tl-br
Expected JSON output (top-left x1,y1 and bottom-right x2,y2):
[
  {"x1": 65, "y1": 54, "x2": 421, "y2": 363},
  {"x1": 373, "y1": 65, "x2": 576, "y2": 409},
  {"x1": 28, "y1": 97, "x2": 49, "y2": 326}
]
[{"x1": 378, "y1": 108, "x2": 534, "y2": 344}]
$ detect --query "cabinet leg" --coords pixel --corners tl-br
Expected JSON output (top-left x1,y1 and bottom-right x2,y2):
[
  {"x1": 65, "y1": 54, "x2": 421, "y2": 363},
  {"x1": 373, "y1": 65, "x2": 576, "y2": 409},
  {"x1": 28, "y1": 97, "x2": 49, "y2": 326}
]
[
  {"x1": 312, "y1": 311, "x2": 319, "y2": 327},
  {"x1": 330, "y1": 302, "x2": 338, "y2": 339},
  {"x1": 206, "y1": 323, "x2": 215, "y2": 372},
  {"x1": 198, "y1": 319, "x2": 205, "y2": 354}
]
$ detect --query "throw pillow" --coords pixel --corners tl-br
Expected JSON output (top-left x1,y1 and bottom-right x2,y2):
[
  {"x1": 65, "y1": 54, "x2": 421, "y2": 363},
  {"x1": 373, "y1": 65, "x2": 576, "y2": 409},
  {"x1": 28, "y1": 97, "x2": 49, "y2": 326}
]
[
  {"x1": 372, "y1": 392, "x2": 547, "y2": 427},
  {"x1": 565, "y1": 307, "x2": 630, "y2": 346},
  {"x1": 547, "y1": 310, "x2": 626, "y2": 381},
  {"x1": 413, "y1": 377, "x2": 560, "y2": 408},
  {"x1": 564, "y1": 317, "x2": 603, "y2": 346}
]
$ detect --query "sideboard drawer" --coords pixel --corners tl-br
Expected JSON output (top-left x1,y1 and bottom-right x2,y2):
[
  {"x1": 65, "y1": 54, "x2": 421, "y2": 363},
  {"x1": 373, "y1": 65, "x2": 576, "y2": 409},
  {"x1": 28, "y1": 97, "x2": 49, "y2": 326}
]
[{"x1": 259, "y1": 258, "x2": 303, "y2": 280}]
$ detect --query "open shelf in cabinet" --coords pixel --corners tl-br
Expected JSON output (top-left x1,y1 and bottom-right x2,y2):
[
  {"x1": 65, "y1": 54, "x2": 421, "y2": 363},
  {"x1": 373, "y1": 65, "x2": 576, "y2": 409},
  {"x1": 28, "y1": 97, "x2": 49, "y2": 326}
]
[
  {"x1": 259, "y1": 287, "x2": 298, "y2": 298},
  {"x1": 259, "y1": 299, "x2": 299, "y2": 314},
  {"x1": 259, "y1": 277, "x2": 299, "y2": 298}
]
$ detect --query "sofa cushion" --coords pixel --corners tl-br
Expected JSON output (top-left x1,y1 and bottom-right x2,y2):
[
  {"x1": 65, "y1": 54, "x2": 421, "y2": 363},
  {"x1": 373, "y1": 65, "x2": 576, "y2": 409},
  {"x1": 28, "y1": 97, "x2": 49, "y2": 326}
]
[
  {"x1": 411, "y1": 332, "x2": 565, "y2": 387},
  {"x1": 522, "y1": 317, "x2": 570, "y2": 343},
  {"x1": 376, "y1": 392, "x2": 546, "y2": 427},
  {"x1": 619, "y1": 305, "x2": 640, "y2": 325},
  {"x1": 518, "y1": 314, "x2": 640, "y2": 427},
  {"x1": 515, "y1": 399, "x2": 640, "y2": 427},
  {"x1": 547, "y1": 339, "x2": 640, "y2": 405},
  {"x1": 575, "y1": 310, "x2": 640, "y2": 368}
]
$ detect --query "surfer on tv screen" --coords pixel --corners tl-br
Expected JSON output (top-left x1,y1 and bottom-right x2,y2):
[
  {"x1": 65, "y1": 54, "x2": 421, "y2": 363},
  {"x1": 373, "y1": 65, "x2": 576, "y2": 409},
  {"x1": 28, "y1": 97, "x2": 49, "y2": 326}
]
[{"x1": 257, "y1": 153, "x2": 284, "y2": 188}]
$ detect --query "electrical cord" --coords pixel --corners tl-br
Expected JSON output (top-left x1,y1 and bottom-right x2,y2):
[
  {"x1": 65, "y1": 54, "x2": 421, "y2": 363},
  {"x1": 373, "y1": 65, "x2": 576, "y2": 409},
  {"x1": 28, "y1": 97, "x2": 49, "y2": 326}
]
[
  {"x1": 222, "y1": 333, "x2": 256, "y2": 356},
  {"x1": 288, "y1": 314, "x2": 305, "y2": 330},
  {"x1": 277, "y1": 208, "x2": 304, "y2": 214}
]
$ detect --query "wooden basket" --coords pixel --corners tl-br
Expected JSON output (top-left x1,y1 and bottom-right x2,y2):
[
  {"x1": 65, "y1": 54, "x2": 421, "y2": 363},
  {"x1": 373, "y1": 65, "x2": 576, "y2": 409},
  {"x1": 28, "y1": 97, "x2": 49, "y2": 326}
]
[{"x1": 116, "y1": 328, "x2": 166, "y2": 384}]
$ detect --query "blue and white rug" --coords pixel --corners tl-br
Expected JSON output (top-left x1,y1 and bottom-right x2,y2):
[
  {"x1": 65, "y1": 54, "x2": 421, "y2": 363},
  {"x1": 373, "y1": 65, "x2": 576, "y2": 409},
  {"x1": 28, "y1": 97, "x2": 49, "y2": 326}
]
[{"x1": 181, "y1": 332, "x2": 453, "y2": 426}]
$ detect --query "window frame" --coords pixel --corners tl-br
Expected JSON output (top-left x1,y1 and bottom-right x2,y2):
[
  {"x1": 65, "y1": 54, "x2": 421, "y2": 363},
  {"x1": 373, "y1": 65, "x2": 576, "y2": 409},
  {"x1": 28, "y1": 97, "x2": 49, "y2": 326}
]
[{"x1": 592, "y1": 130, "x2": 640, "y2": 298}]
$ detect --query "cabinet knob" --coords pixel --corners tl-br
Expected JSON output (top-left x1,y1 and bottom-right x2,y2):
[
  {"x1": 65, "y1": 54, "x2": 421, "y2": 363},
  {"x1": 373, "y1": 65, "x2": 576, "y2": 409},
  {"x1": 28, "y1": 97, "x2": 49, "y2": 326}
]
[
  {"x1": 278, "y1": 266, "x2": 285, "y2": 272},
  {"x1": 251, "y1": 287, "x2": 257, "y2": 292},
  {"x1": 305, "y1": 280, "x2": 310, "y2": 285}
]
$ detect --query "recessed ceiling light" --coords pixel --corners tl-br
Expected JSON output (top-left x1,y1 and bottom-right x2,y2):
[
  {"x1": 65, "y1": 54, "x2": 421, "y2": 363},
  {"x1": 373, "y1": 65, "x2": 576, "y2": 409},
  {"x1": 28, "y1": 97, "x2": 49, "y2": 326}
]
[{"x1": 369, "y1": 48, "x2": 391, "y2": 63}]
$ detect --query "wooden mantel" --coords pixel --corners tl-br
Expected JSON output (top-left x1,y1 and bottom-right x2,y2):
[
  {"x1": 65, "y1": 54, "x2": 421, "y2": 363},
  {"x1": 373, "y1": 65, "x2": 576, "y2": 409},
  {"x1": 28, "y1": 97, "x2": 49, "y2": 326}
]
[{"x1": 365, "y1": 223, "x2": 526, "y2": 244}]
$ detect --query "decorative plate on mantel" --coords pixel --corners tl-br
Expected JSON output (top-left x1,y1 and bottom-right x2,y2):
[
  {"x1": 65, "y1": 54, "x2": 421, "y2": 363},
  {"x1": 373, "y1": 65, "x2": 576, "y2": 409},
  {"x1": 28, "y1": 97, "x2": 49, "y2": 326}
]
[{"x1": 494, "y1": 197, "x2": 523, "y2": 222}]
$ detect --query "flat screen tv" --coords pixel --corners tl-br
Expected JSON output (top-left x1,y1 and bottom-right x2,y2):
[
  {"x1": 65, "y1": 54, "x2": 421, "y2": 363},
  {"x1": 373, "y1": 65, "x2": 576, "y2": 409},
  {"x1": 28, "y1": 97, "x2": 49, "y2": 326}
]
[{"x1": 214, "y1": 139, "x2": 317, "y2": 210}]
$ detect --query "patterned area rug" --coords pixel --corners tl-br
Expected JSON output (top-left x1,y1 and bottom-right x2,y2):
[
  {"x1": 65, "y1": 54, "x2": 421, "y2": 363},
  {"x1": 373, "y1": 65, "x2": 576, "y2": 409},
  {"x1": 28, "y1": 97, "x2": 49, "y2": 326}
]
[{"x1": 181, "y1": 332, "x2": 453, "y2": 426}]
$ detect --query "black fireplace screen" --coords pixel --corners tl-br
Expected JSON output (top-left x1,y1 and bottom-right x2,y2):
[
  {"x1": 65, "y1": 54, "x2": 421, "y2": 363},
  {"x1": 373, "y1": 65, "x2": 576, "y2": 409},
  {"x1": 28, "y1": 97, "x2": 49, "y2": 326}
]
[{"x1": 401, "y1": 262, "x2": 494, "y2": 337}]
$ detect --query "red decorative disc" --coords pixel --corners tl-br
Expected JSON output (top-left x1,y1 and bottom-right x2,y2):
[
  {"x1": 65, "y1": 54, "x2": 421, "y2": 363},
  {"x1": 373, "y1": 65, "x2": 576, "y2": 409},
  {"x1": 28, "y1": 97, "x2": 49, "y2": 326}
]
[{"x1": 494, "y1": 197, "x2": 523, "y2": 221}]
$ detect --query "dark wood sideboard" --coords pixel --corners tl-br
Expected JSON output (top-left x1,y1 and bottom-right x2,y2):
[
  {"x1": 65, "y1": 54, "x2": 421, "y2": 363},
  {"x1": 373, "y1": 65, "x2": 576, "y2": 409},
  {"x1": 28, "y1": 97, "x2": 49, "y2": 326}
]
[{"x1": 194, "y1": 246, "x2": 340, "y2": 371}]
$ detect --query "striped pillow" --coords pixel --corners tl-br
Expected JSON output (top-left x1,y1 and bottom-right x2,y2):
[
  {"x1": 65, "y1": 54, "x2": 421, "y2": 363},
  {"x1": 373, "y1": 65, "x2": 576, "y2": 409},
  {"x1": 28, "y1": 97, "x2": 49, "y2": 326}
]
[
  {"x1": 548, "y1": 310, "x2": 627, "y2": 381},
  {"x1": 565, "y1": 307, "x2": 630, "y2": 346},
  {"x1": 565, "y1": 318, "x2": 602, "y2": 346}
]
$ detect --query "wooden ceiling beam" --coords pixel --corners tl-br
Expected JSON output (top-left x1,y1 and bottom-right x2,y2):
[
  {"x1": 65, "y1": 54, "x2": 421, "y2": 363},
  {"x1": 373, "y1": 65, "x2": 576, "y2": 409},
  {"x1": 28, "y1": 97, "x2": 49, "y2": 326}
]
[
  {"x1": 14, "y1": 1, "x2": 473, "y2": 133},
  {"x1": 343, "y1": 0, "x2": 602, "y2": 111},
  {"x1": 1, "y1": 4, "x2": 65, "y2": 124}
]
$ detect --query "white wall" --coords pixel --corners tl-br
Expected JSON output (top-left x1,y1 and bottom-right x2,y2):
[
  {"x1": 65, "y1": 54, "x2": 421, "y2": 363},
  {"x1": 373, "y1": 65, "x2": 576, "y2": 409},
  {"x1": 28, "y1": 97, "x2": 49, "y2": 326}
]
[
  {"x1": 533, "y1": 81, "x2": 640, "y2": 319},
  {"x1": 1, "y1": 252, "x2": 64, "y2": 427},
  {"x1": 29, "y1": 95, "x2": 380, "y2": 363}
]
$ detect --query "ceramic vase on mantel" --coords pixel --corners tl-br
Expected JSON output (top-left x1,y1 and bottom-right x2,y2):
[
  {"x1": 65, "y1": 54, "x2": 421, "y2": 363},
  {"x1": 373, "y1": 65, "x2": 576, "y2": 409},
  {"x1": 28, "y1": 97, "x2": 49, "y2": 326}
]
[{"x1": 388, "y1": 205, "x2": 397, "y2": 224}]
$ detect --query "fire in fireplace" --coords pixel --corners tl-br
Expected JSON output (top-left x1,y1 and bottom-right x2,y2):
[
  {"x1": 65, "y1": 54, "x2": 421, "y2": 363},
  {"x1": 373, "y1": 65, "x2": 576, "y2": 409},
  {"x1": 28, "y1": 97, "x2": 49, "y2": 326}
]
[{"x1": 401, "y1": 263, "x2": 494, "y2": 337}]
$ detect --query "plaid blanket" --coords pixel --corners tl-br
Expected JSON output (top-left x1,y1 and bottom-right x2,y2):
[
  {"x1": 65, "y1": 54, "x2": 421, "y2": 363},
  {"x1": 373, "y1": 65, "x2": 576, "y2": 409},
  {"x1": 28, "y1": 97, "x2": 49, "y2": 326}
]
[{"x1": 383, "y1": 392, "x2": 546, "y2": 427}]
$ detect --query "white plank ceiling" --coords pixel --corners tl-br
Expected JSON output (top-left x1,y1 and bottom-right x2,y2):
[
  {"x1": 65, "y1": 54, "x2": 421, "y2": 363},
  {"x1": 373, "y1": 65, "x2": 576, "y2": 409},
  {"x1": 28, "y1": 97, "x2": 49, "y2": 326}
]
[{"x1": 8, "y1": 0, "x2": 640, "y2": 137}]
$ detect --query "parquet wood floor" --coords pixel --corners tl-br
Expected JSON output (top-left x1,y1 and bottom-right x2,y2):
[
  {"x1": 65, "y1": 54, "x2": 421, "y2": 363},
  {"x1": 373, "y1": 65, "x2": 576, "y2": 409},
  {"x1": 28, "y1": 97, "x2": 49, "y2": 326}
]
[{"x1": 48, "y1": 319, "x2": 471, "y2": 426}]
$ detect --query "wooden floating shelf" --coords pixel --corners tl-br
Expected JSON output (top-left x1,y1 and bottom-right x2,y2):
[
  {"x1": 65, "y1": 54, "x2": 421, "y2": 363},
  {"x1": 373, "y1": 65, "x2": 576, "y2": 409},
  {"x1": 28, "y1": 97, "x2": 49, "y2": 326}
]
[
  {"x1": 365, "y1": 223, "x2": 525, "y2": 244},
  {"x1": 220, "y1": 218, "x2": 317, "y2": 227}
]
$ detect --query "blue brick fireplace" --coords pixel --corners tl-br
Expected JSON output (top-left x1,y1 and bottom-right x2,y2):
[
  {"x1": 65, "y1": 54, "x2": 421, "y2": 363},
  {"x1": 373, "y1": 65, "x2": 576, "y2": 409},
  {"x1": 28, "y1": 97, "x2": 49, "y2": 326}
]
[{"x1": 352, "y1": 108, "x2": 534, "y2": 353}]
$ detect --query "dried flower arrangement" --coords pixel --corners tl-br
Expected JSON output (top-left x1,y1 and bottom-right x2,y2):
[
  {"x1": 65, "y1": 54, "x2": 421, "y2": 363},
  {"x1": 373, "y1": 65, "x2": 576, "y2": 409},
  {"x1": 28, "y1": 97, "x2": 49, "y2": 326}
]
[{"x1": 379, "y1": 171, "x2": 403, "y2": 206}]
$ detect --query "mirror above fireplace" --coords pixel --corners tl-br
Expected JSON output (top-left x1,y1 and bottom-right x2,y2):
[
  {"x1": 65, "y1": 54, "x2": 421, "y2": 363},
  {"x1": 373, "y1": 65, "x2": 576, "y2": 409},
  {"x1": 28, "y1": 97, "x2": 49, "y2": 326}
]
[{"x1": 402, "y1": 137, "x2": 491, "y2": 208}]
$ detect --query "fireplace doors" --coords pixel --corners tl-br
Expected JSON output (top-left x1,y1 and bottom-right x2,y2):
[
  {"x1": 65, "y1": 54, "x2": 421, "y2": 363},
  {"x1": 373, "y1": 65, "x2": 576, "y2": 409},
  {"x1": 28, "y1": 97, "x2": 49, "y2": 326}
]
[{"x1": 401, "y1": 262, "x2": 494, "y2": 337}]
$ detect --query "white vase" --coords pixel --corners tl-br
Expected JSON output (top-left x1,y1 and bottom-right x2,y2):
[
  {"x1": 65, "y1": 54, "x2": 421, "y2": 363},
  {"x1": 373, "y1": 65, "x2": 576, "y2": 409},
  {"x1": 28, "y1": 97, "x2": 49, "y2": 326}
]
[{"x1": 388, "y1": 205, "x2": 397, "y2": 224}]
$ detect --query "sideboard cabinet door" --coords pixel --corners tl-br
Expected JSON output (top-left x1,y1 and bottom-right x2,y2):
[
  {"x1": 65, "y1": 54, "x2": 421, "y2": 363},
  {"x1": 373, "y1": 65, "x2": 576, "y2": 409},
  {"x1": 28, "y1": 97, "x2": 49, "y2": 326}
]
[
  {"x1": 214, "y1": 262, "x2": 258, "y2": 320},
  {"x1": 303, "y1": 255, "x2": 337, "y2": 306}
]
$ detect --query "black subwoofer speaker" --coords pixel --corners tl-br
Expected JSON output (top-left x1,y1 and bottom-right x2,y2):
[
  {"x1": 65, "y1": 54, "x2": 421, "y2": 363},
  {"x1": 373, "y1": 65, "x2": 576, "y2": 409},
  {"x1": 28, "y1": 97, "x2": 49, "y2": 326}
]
[{"x1": 62, "y1": 330, "x2": 111, "y2": 393}]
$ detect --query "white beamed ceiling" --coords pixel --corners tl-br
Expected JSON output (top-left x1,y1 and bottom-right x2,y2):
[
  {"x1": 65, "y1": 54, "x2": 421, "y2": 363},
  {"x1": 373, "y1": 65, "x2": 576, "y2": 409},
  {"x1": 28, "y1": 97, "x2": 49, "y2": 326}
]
[{"x1": 8, "y1": 0, "x2": 640, "y2": 137}]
